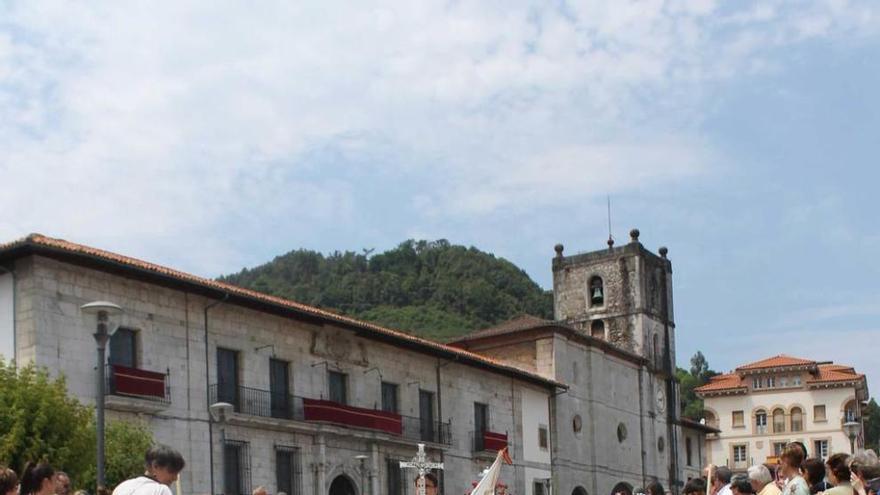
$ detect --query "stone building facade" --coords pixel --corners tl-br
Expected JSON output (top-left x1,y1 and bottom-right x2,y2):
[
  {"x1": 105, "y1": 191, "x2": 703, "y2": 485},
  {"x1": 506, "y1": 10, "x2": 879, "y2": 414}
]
[
  {"x1": 696, "y1": 355, "x2": 869, "y2": 471},
  {"x1": 0, "y1": 235, "x2": 560, "y2": 495},
  {"x1": 452, "y1": 231, "x2": 714, "y2": 495}
]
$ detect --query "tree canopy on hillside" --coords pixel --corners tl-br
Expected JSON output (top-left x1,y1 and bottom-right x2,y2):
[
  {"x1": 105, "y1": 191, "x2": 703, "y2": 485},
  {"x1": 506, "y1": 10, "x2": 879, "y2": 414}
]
[{"x1": 220, "y1": 239, "x2": 553, "y2": 340}]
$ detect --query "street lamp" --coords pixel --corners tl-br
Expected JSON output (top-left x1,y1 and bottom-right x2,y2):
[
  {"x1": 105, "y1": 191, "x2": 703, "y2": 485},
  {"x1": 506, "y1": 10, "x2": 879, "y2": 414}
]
[
  {"x1": 81, "y1": 301, "x2": 123, "y2": 491},
  {"x1": 210, "y1": 402, "x2": 234, "y2": 495},
  {"x1": 843, "y1": 421, "x2": 861, "y2": 454}
]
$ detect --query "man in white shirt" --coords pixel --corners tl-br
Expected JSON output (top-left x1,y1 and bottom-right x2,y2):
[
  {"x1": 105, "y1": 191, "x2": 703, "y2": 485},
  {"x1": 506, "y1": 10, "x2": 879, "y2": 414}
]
[
  {"x1": 112, "y1": 445, "x2": 186, "y2": 495},
  {"x1": 748, "y1": 465, "x2": 782, "y2": 495}
]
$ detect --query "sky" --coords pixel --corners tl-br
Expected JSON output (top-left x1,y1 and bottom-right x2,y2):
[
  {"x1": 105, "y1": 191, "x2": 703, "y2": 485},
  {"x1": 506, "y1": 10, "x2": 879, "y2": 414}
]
[{"x1": 1, "y1": 1, "x2": 878, "y2": 392}]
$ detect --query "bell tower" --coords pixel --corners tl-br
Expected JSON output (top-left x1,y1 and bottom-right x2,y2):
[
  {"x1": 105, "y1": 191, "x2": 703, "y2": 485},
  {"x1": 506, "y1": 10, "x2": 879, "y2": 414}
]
[{"x1": 551, "y1": 228, "x2": 675, "y2": 368}]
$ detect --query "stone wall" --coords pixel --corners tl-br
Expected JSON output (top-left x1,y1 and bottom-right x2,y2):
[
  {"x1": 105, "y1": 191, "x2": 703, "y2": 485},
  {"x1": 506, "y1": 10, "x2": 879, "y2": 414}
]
[{"x1": 13, "y1": 254, "x2": 552, "y2": 495}]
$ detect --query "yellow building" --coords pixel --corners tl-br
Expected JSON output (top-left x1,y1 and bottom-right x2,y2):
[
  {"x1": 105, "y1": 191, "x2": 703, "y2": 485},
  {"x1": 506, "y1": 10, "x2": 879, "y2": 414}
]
[{"x1": 695, "y1": 355, "x2": 868, "y2": 471}]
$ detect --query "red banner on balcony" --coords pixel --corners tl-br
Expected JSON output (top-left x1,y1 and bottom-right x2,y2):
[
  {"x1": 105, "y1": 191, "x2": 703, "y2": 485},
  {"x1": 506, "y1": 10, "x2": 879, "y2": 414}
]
[
  {"x1": 111, "y1": 365, "x2": 166, "y2": 399},
  {"x1": 302, "y1": 398, "x2": 403, "y2": 435},
  {"x1": 483, "y1": 431, "x2": 508, "y2": 451}
]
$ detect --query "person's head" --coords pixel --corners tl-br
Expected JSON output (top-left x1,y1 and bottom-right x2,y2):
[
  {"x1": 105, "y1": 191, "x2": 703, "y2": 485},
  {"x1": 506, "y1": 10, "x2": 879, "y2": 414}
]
[
  {"x1": 684, "y1": 478, "x2": 707, "y2": 495},
  {"x1": 414, "y1": 473, "x2": 438, "y2": 495},
  {"x1": 0, "y1": 466, "x2": 18, "y2": 495},
  {"x1": 824, "y1": 453, "x2": 851, "y2": 485},
  {"x1": 646, "y1": 481, "x2": 665, "y2": 495},
  {"x1": 801, "y1": 458, "x2": 826, "y2": 485},
  {"x1": 748, "y1": 464, "x2": 773, "y2": 492},
  {"x1": 251, "y1": 487, "x2": 267, "y2": 495},
  {"x1": 731, "y1": 476, "x2": 755, "y2": 495},
  {"x1": 789, "y1": 442, "x2": 808, "y2": 459},
  {"x1": 21, "y1": 462, "x2": 55, "y2": 495},
  {"x1": 781, "y1": 445, "x2": 805, "y2": 477},
  {"x1": 144, "y1": 445, "x2": 185, "y2": 485},
  {"x1": 714, "y1": 466, "x2": 733, "y2": 492},
  {"x1": 73, "y1": 491, "x2": 89, "y2": 495},
  {"x1": 54, "y1": 472, "x2": 70, "y2": 495}
]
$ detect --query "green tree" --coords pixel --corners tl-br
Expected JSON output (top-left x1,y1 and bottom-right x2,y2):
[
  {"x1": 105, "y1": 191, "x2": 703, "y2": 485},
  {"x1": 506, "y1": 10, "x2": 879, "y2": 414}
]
[
  {"x1": 864, "y1": 398, "x2": 880, "y2": 452},
  {"x1": 0, "y1": 359, "x2": 93, "y2": 477},
  {"x1": 220, "y1": 239, "x2": 554, "y2": 339},
  {"x1": 80, "y1": 419, "x2": 154, "y2": 490},
  {"x1": 0, "y1": 359, "x2": 155, "y2": 491},
  {"x1": 678, "y1": 351, "x2": 718, "y2": 419}
]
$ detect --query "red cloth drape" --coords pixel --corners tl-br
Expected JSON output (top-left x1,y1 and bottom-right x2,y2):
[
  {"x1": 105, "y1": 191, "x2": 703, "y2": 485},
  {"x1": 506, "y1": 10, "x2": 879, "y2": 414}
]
[
  {"x1": 302, "y1": 398, "x2": 403, "y2": 435},
  {"x1": 483, "y1": 431, "x2": 508, "y2": 451},
  {"x1": 111, "y1": 365, "x2": 166, "y2": 399}
]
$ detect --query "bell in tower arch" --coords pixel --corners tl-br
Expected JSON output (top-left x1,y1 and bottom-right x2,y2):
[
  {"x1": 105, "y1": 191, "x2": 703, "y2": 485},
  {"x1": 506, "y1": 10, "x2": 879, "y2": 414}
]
[{"x1": 589, "y1": 276, "x2": 604, "y2": 306}]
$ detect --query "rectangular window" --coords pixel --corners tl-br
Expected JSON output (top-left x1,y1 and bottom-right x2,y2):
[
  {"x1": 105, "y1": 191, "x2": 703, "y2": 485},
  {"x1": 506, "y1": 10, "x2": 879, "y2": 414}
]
[
  {"x1": 538, "y1": 425, "x2": 549, "y2": 450},
  {"x1": 217, "y1": 348, "x2": 240, "y2": 410},
  {"x1": 773, "y1": 442, "x2": 787, "y2": 456},
  {"x1": 386, "y1": 458, "x2": 404, "y2": 495},
  {"x1": 534, "y1": 481, "x2": 547, "y2": 495},
  {"x1": 419, "y1": 390, "x2": 435, "y2": 443},
  {"x1": 814, "y1": 405, "x2": 827, "y2": 422},
  {"x1": 814, "y1": 440, "x2": 829, "y2": 459},
  {"x1": 686, "y1": 437, "x2": 693, "y2": 466},
  {"x1": 224, "y1": 440, "x2": 251, "y2": 495},
  {"x1": 734, "y1": 444, "x2": 747, "y2": 462},
  {"x1": 270, "y1": 358, "x2": 290, "y2": 419},
  {"x1": 753, "y1": 378, "x2": 762, "y2": 389},
  {"x1": 767, "y1": 376, "x2": 775, "y2": 387},
  {"x1": 474, "y1": 402, "x2": 489, "y2": 450},
  {"x1": 328, "y1": 370, "x2": 347, "y2": 405},
  {"x1": 381, "y1": 382, "x2": 399, "y2": 413},
  {"x1": 275, "y1": 446, "x2": 302, "y2": 495},
  {"x1": 109, "y1": 328, "x2": 137, "y2": 367},
  {"x1": 732, "y1": 410, "x2": 745, "y2": 428},
  {"x1": 779, "y1": 377, "x2": 788, "y2": 387},
  {"x1": 756, "y1": 413, "x2": 768, "y2": 434},
  {"x1": 793, "y1": 375, "x2": 802, "y2": 386}
]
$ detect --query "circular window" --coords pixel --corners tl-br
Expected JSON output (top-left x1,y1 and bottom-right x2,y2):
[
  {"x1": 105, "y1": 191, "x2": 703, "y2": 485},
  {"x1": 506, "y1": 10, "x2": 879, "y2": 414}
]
[
  {"x1": 658, "y1": 436, "x2": 665, "y2": 452},
  {"x1": 617, "y1": 423, "x2": 628, "y2": 442},
  {"x1": 573, "y1": 414, "x2": 583, "y2": 433}
]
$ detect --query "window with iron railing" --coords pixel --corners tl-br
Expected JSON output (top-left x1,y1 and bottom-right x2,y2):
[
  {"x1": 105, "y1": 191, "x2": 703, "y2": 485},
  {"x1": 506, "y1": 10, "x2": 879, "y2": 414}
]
[
  {"x1": 224, "y1": 440, "x2": 251, "y2": 495},
  {"x1": 276, "y1": 446, "x2": 302, "y2": 495}
]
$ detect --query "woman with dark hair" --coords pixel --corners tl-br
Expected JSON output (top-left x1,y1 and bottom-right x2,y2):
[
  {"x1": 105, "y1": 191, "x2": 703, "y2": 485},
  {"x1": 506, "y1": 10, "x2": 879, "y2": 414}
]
[
  {"x1": 20, "y1": 462, "x2": 55, "y2": 495},
  {"x1": 801, "y1": 458, "x2": 830, "y2": 494},
  {"x1": 824, "y1": 453, "x2": 853, "y2": 495},
  {"x1": 0, "y1": 466, "x2": 19, "y2": 495},
  {"x1": 781, "y1": 445, "x2": 810, "y2": 495}
]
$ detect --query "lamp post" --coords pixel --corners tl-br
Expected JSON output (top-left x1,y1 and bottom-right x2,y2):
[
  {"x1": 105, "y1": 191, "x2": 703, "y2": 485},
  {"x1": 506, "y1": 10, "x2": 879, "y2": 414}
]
[
  {"x1": 843, "y1": 420, "x2": 861, "y2": 454},
  {"x1": 81, "y1": 301, "x2": 123, "y2": 491},
  {"x1": 210, "y1": 402, "x2": 234, "y2": 495}
]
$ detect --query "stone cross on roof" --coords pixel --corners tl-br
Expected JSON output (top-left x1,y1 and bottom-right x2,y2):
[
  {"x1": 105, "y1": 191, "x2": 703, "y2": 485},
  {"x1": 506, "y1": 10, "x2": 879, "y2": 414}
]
[{"x1": 400, "y1": 443, "x2": 444, "y2": 495}]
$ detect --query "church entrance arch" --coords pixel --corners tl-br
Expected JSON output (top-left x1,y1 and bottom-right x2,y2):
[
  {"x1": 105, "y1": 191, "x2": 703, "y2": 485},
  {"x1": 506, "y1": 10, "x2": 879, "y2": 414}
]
[
  {"x1": 329, "y1": 475, "x2": 357, "y2": 495},
  {"x1": 611, "y1": 482, "x2": 633, "y2": 495},
  {"x1": 573, "y1": 487, "x2": 589, "y2": 495}
]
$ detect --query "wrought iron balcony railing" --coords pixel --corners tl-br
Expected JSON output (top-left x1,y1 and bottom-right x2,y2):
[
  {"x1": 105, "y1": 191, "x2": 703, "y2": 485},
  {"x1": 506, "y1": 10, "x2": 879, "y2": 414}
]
[{"x1": 209, "y1": 384, "x2": 451, "y2": 445}]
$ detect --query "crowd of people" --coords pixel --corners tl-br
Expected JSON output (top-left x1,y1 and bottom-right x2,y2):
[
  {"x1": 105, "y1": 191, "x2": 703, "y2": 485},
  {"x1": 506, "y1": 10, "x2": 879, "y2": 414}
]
[
  {"x1": 2, "y1": 441, "x2": 878, "y2": 495},
  {"x1": 0, "y1": 445, "x2": 185, "y2": 495},
  {"x1": 678, "y1": 443, "x2": 880, "y2": 495}
]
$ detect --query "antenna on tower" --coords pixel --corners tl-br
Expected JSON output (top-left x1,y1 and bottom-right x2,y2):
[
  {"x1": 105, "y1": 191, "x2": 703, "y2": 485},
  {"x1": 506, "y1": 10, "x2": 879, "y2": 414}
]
[{"x1": 607, "y1": 195, "x2": 614, "y2": 249}]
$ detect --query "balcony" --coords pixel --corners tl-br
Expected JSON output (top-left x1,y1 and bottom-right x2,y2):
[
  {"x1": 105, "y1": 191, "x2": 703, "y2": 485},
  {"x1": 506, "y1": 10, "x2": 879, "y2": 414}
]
[
  {"x1": 472, "y1": 430, "x2": 508, "y2": 453},
  {"x1": 106, "y1": 364, "x2": 170, "y2": 403},
  {"x1": 209, "y1": 384, "x2": 451, "y2": 445}
]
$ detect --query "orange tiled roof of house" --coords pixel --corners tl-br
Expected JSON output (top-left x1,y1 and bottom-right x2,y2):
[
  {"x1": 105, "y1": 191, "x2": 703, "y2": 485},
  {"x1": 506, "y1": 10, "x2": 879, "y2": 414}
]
[
  {"x1": 0, "y1": 234, "x2": 565, "y2": 389},
  {"x1": 809, "y1": 364, "x2": 863, "y2": 384},
  {"x1": 694, "y1": 373, "x2": 745, "y2": 392},
  {"x1": 736, "y1": 354, "x2": 816, "y2": 371}
]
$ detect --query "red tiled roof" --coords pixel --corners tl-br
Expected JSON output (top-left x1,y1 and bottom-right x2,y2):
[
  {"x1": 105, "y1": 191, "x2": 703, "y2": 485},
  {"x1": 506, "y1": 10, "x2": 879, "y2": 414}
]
[
  {"x1": 694, "y1": 373, "x2": 746, "y2": 393},
  {"x1": 450, "y1": 314, "x2": 559, "y2": 343},
  {"x1": 0, "y1": 234, "x2": 565, "y2": 389},
  {"x1": 809, "y1": 364, "x2": 864, "y2": 384},
  {"x1": 736, "y1": 354, "x2": 816, "y2": 371}
]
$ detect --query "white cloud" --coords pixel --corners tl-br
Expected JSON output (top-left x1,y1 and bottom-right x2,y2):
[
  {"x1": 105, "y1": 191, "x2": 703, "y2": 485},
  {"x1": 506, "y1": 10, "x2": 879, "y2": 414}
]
[{"x1": 0, "y1": 1, "x2": 878, "y2": 273}]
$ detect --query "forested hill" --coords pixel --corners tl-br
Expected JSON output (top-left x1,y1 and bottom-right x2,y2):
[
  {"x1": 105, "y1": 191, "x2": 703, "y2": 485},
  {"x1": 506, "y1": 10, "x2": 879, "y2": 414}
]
[{"x1": 219, "y1": 240, "x2": 553, "y2": 341}]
